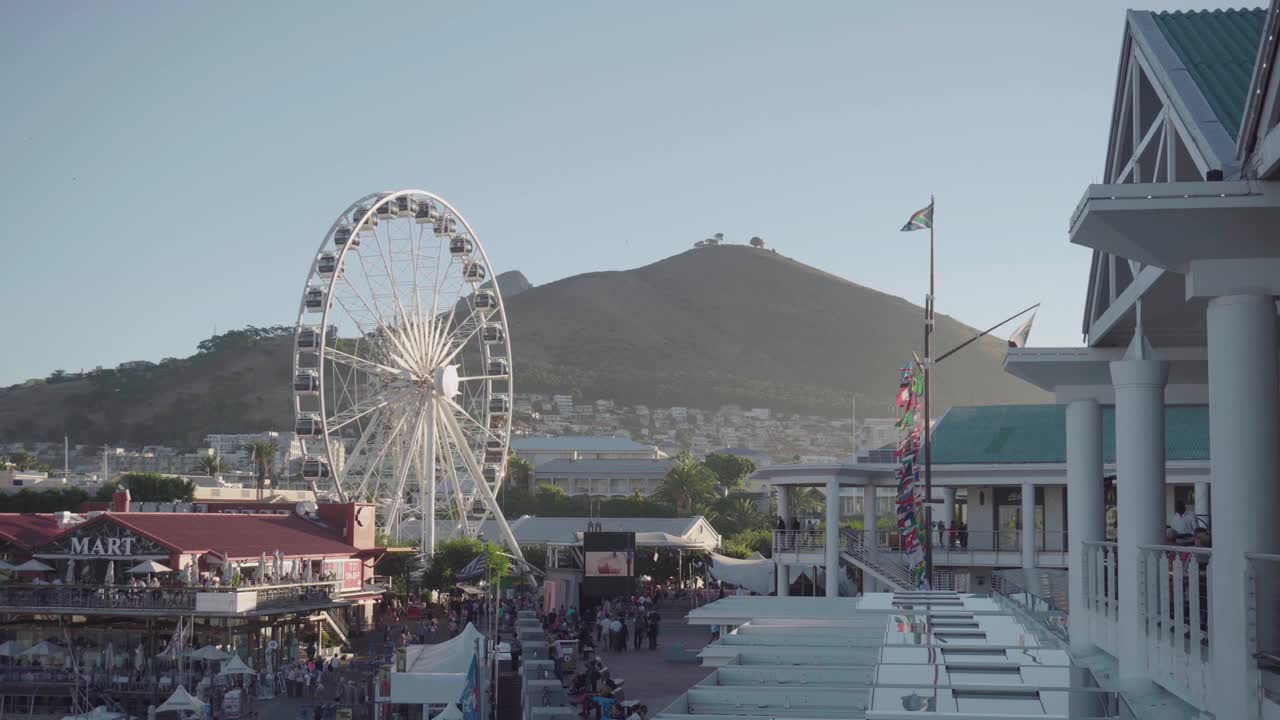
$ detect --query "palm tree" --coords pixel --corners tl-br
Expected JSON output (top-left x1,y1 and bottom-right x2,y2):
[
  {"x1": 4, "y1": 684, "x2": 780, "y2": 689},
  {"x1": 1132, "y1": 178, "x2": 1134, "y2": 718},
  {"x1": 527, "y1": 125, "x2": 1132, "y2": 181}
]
[
  {"x1": 196, "y1": 454, "x2": 225, "y2": 478},
  {"x1": 657, "y1": 453, "x2": 718, "y2": 515},
  {"x1": 244, "y1": 440, "x2": 278, "y2": 500},
  {"x1": 709, "y1": 494, "x2": 767, "y2": 536}
]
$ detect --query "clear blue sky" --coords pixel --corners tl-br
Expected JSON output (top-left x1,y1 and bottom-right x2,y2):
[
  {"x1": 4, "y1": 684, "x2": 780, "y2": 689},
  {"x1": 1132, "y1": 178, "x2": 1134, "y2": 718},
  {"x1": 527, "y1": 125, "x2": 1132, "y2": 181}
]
[{"x1": 0, "y1": 1, "x2": 1246, "y2": 385}]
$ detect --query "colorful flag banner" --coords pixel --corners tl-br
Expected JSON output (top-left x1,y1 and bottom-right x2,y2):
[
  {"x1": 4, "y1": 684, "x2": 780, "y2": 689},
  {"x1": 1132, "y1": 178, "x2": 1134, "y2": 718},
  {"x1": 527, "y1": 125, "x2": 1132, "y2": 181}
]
[
  {"x1": 460, "y1": 654, "x2": 479, "y2": 720},
  {"x1": 900, "y1": 202, "x2": 934, "y2": 232},
  {"x1": 1008, "y1": 311, "x2": 1036, "y2": 348},
  {"x1": 894, "y1": 364, "x2": 930, "y2": 590}
]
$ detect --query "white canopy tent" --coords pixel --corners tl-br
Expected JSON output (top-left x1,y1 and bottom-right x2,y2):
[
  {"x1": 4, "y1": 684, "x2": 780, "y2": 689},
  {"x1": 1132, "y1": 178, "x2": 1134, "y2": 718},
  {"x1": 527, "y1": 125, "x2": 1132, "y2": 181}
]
[
  {"x1": 156, "y1": 685, "x2": 206, "y2": 714},
  {"x1": 62, "y1": 706, "x2": 128, "y2": 720},
  {"x1": 218, "y1": 655, "x2": 254, "y2": 676},
  {"x1": 707, "y1": 553, "x2": 775, "y2": 595},
  {"x1": 387, "y1": 623, "x2": 482, "y2": 705}
]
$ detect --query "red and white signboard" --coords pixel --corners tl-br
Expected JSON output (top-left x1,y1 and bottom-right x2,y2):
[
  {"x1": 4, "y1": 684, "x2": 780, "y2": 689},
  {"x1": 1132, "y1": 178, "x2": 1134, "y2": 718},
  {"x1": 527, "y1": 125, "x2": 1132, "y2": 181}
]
[{"x1": 324, "y1": 559, "x2": 363, "y2": 592}]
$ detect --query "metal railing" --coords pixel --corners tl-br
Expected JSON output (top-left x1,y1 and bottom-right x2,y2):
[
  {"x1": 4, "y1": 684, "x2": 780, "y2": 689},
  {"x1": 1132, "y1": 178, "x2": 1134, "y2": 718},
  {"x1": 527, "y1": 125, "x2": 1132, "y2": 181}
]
[
  {"x1": 772, "y1": 529, "x2": 824, "y2": 556},
  {"x1": 1136, "y1": 543, "x2": 1212, "y2": 709},
  {"x1": 840, "y1": 529, "x2": 914, "y2": 591},
  {"x1": 1247, "y1": 553, "x2": 1280, "y2": 694},
  {"x1": 1082, "y1": 540, "x2": 1119, "y2": 656},
  {"x1": 0, "y1": 581, "x2": 339, "y2": 613}
]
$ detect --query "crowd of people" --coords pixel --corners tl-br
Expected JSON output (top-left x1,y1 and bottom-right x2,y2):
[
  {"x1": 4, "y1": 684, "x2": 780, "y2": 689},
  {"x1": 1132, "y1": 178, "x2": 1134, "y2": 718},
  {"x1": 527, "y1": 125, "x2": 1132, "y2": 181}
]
[{"x1": 530, "y1": 592, "x2": 672, "y2": 720}]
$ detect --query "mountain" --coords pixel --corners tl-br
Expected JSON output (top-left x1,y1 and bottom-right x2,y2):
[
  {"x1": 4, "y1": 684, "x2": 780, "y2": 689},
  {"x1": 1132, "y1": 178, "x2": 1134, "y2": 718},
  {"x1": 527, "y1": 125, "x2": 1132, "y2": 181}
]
[
  {"x1": 0, "y1": 246, "x2": 1045, "y2": 446},
  {"x1": 507, "y1": 245, "x2": 1045, "y2": 414}
]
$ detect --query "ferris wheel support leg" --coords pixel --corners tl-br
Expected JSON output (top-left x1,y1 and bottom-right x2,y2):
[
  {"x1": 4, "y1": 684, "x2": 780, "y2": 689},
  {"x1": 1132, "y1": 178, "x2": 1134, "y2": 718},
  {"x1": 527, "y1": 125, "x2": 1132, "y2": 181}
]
[
  {"x1": 423, "y1": 402, "x2": 437, "y2": 560},
  {"x1": 440, "y1": 409, "x2": 525, "y2": 562}
]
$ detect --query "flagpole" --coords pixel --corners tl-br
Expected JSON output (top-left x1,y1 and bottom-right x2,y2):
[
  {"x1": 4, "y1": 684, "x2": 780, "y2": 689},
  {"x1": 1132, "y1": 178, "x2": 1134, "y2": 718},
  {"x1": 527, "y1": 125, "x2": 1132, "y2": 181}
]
[{"x1": 923, "y1": 195, "x2": 934, "y2": 588}]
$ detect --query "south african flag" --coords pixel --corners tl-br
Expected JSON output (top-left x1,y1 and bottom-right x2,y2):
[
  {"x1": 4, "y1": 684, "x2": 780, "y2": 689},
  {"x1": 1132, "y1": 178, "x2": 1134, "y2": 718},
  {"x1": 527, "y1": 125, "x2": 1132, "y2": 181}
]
[{"x1": 900, "y1": 202, "x2": 933, "y2": 232}]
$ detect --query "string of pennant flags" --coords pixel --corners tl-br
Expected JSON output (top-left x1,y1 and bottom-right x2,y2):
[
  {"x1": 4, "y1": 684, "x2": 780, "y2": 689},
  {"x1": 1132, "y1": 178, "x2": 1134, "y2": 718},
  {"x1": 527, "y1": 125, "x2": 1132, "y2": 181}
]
[{"x1": 894, "y1": 363, "x2": 930, "y2": 590}]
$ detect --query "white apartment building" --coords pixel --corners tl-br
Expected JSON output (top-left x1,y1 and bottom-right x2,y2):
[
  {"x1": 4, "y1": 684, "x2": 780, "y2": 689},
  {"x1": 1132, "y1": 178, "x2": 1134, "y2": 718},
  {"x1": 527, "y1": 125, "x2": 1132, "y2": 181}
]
[{"x1": 531, "y1": 457, "x2": 675, "y2": 498}]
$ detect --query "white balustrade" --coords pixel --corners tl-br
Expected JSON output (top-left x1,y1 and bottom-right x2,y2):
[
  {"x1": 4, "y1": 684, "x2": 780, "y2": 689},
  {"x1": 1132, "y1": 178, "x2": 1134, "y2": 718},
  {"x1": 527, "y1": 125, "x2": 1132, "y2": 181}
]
[
  {"x1": 1137, "y1": 544, "x2": 1212, "y2": 710},
  {"x1": 1082, "y1": 540, "x2": 1119, "y2": 655}
]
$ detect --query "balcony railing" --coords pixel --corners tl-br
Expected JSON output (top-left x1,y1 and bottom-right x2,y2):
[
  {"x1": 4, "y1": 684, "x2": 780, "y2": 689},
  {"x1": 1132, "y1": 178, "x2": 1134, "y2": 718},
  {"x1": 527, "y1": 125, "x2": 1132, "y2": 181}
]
[
  {"x1": 1247, "y1": 553, "x2": 1280, "y2": 694},
  {"x1": 772, "y1": 529, "x2": 824, "y2": 556},
  {"x1": 0, "y1": 581, "x2": 341, "y2": 614},
  {"x1": 1082, "y1": 540, "x2": 1120, "y2": 656},
  {"x1": 1136, "y1": 543, "x2": 1212, "y2": 709}
]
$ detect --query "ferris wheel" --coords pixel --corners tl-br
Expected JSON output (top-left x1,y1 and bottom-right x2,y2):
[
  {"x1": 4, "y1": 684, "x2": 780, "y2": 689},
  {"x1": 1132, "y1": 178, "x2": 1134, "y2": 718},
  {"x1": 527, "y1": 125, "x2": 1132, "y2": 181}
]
[{"x1": 291, "y1": 189, "x2": 522, "y2": 561}]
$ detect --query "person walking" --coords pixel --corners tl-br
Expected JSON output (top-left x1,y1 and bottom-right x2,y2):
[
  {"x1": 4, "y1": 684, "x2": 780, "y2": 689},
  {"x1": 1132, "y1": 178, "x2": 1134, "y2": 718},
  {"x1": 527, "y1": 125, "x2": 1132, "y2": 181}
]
[
  {"x1": 647, "y1": 610, "x2": 659, "y2": 650},
  {"x1": 633, "y1": 614, "x2": 645, "y2": 650}
]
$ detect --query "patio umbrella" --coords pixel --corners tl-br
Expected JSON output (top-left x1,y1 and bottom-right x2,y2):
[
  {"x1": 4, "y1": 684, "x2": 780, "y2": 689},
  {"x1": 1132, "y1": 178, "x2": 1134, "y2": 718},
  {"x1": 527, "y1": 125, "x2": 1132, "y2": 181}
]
[
  {"x1": 256, "y1": 552, "x2": 266, "y2": 583},
  {"x1": 104, "y1": 642, "x2": 115, "y2": 671},
  {"x1": 274, "y1": 550, "x2": 283, "y2": 579},
  {"x1": 155, "y1": 685, "x2": 205, "y2": 714},
  {"x1": 128, "y1": 560, "x2": 173, "y2": 575},
  {"x1": 103, "y1": 560, "x2": 115, "y2": 586},
  {"x1": 304, "y1": 559, "x2": 313, "y2": 582},
  {"x1": 0, "y1": 640, "x2": 28, "y2": 658},
  {"x1": 13, "y1": 559, "x2": 54, "y2": 573},
  {"x1": 135, "y1": 644, "x2": 145, "y2": 672},
  {"x1": 22, "y1": 641, "x2": 65, "y2": 658},
  {"x1": 65, "y1": 559, "x2": 75, "y2": 584},
  {"x1": 189, "y1": 645, "x2": 229, "y2": 662}
]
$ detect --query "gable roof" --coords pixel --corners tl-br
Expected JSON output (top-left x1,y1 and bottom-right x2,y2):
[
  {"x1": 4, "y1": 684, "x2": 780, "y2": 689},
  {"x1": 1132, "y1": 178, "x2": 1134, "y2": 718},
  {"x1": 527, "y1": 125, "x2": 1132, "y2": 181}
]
[
  {"x1": 29, "y1": 512, "x2": 358, "y2": 560},
  {"x1": 0, "y1": 514, "x2": 68, "y2": 551},
  {"x1": 1151, "y1": 8, "x2": 1267, "y2": 141},
  {"x1": 931, "y1": 404, "x2": 1208, "y2": 465}
]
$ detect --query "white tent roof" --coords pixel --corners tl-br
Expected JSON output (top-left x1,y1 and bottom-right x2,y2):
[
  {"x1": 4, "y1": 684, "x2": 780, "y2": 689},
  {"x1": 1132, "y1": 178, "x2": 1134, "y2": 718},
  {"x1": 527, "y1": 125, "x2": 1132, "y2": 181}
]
[
  {"x1": 62, "y1": 706, "x2": 127, "y2": 720},
  {"x1": 497, "y1": 516, "x2": 720, "y2": 550},
  {"x1": 128, "y1": 560, "x2": 173, "y2": 574},
  {"x1": 707, "y1": 553, "x2": 774, "y2": 595},
  {"x1": 189, "y1": 645, "x2": 230, "y2": 661},
  {"x1": 22, "y1": 641, "x2": 64, "y2": 657},
  {"x1": 156, "y1": 685, "x2": 206, "y2": 713},
  {"x1": 13, "y1": 559, "x2": 54, "y2": 573},
  {"x1": 0, "y1": 640, "x2": 28, "y2": 657},
  {"x1": 218, "y1": 655, "x2": 254, "y2": 676},
  {"x1": 388, "y1": 623, "x2": 481, "y2": 705}
]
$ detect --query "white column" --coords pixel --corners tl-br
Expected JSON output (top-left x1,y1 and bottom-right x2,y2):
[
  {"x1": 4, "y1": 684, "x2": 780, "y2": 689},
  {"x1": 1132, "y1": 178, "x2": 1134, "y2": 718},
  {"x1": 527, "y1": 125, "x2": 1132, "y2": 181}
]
[
  {"x1": 776, "y1": 485, "x2": 791, "y2": 528},
  {"x1": 1021, "y1": 482, "x2": 1036, "y2": 569},
  {"x1": 863, "y1": 484, "x2": 877, "y2": 547},
  {"x1": 1066, "y1": 398, "x2": 1105, "y2": 656},
  {"x1": 1193, "y1": 481, "x2": 1209, "y2": 521},
  {"x1": 1110, "y1": 356, "x2": 1169, "y2": 689},
  {"x1": 941, "y1": 488, "x2": 956, "y2": 527},
  {"x1": 775, "y1": 484, "x2": 790, "y2": 597},
  {"x1": 825, "y1": 477, "x2": 840, "y2": 597},
  {"x1": 1207, "y1": 294, "x2": 1280, "y2": 717}
]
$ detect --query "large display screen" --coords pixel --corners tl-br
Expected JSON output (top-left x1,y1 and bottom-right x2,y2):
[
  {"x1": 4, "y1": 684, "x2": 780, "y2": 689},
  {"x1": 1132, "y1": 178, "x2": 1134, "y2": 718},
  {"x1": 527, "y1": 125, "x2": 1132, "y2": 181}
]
[{"x1": 581, "y1": 531, "x2": 636, "y2": 599}]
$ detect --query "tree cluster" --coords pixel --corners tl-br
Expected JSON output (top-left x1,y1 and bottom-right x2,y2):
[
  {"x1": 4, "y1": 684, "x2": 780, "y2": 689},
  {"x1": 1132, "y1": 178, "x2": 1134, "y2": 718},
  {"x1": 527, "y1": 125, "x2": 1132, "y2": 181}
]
[{"x1": 96, "y1": 472, "x2": 196, "y2": 503}]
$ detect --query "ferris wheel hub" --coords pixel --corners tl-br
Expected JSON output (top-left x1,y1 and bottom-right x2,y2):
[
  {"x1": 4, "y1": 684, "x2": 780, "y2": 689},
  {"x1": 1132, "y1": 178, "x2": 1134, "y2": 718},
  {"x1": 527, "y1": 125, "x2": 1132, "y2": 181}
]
[{"x1": 434, "y1": 364, "x2": 460, "y2": 398}]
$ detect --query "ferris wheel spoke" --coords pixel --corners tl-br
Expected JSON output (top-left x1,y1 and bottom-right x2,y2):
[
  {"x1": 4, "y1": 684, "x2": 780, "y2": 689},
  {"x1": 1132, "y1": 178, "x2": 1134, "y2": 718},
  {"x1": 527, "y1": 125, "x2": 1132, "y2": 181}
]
[
  {"x1": 327, "y1": 389, "x2": 412, "y2": 434},
  {"x1": 339, "y1": 407, "x2": 409, "y2": 500},
  {"x1": 435, "y1": 405, "x2": 472, "y2": 525},
  {"x1": 443, "y1": 395, "x2": 501, "y2": 444},
  {"x1": 324, "y1": 346, "x2": 404, "y2": 379},
  {"x1": 439, "y1": 410, "x2": 524, "y2": 560}
]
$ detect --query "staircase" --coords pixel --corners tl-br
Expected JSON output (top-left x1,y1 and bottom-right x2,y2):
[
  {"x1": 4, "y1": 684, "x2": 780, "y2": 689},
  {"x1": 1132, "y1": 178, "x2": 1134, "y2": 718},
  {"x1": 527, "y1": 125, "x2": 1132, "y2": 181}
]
[
  {"x1": 320, "y1": 609, "x2": 351, "y2": 647},
  {"x1": 839, "y1": 530, "x2": 959, "y2": 592}
]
